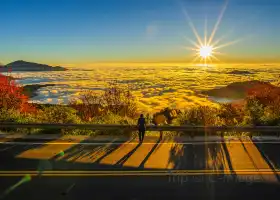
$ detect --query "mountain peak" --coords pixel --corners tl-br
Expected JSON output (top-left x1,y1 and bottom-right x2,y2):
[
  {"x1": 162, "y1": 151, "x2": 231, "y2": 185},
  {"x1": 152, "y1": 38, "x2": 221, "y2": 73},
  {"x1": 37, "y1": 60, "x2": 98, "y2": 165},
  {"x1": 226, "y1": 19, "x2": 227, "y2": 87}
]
[{"x1": 2, "y1": 60, "x2": 67, "y2": 71}]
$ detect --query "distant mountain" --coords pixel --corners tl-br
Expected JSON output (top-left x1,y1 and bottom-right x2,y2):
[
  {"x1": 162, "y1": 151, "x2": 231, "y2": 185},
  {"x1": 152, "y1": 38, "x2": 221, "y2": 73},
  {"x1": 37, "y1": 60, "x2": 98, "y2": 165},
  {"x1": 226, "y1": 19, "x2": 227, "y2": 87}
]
[
  {"x1": 202, "y1": 80, "x2": 275, "y2": 99},
  {"x1": 1, "y1": 60, "x2": 67, "y2": 71}
]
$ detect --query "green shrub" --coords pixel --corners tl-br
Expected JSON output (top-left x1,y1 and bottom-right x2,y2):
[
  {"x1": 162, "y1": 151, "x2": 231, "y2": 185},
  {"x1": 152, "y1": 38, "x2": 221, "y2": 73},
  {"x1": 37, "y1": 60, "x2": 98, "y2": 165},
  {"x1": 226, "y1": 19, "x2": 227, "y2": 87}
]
[
  {"x1": 175, "y1": 106, "x2": 222, "y2": 126},
  {"x1": 38, "y1": 106, "x2": 81, "y2": 124},
  {"x1": 259, "y1": 106, "x2": 280, "y2": 126},
  {"x1": 37, "y1": 106, "x2": 82, "y2": 134},
  {"x1": 217, "y1": 103, "x2": 244, "y2": 126},
  {"x1": 244, "y1": 98, "x2": 264, "y2": 125},
  {"x1": 0, "y1": 109, "x2": 40, "y2": 134},
  {"x1": 90, "y1": 113, "x2": 136, "y2": 136}
]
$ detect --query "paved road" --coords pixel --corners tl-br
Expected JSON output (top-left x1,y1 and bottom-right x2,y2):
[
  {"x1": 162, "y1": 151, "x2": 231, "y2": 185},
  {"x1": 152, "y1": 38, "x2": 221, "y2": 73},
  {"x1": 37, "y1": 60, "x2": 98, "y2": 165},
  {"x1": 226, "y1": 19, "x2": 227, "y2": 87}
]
[
  {"x1": 1, "y1": 175, "x2": 280, "y2": 200},
  {"x1": 1, "y1": 135, "x2": 280, "y2": 199}
]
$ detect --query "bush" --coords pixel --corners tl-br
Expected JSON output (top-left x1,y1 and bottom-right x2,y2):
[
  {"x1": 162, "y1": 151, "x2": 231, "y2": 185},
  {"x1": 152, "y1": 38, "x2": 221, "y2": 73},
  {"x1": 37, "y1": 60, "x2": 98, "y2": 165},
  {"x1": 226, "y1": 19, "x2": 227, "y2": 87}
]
[
  {"x1": 152, "y1": 107, "x2": 182, "y2": 125},
  {"x1": 245, "y1": 83, "x2": 280, "y2": 126},
  {"x1": 102, "y1": 83, "x2": 138, "y2": 118},
  {"x1": 91, "y1": 112, "x2": 135, "y2": 125},
  {"x1": 243, "y1": 98, "x2": 264, "y2": 125},
  {"x1": 175, "y1": 106, "x2": 221, "y2": 126},
  {"x1": 260, "y1": 106, "x2": 280, "y2": 126},
  {"x1": 90, "y1": 113, "x2": 136, "y2": 136},
  {"x1": 0, "y1": 109, "x2": 39, "y2": 133},
  {"x1": 69, "y1": 90, "x2": 104, "y2": 121},
  {"x1": 38, "y1": 106, "x2": 81, "y2": 124},
  {"x1": 37, "y1": 106, "x2": 82, "y2": 135},
  {"x1": 0, "y1": 73, "x2": 35, "y2": 113},
  {"x1": 70, "y1": 83, "x2": 138, "y2": 120},
  {"x1": 217, "y1": 103, "x2": 244, "y2": 126}
]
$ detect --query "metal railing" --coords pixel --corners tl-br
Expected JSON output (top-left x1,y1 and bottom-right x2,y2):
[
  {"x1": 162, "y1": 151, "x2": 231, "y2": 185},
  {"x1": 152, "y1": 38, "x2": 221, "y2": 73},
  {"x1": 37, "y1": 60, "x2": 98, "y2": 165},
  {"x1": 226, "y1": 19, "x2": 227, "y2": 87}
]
[{"x1": 0, "y1": 122, "x2": 280, "y2": 133}]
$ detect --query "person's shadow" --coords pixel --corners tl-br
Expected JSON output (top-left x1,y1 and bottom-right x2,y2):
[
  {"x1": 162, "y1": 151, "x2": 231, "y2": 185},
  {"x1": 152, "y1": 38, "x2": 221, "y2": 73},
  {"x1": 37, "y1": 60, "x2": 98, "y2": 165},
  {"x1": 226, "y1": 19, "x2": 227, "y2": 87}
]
[{"x1": 160, "y1": 131, "x2": 163, "y2": 140}]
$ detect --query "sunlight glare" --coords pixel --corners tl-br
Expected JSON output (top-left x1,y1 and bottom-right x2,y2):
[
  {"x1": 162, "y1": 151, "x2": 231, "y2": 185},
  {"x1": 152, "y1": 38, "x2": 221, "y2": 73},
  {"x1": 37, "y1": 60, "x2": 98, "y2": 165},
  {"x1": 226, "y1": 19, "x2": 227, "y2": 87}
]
[
  {"x1": 199, "y1": 46, "x2": 212, "y2": 58},
  {"x1": 181, "y1": 0, "x2": 241, "y2": 65}
]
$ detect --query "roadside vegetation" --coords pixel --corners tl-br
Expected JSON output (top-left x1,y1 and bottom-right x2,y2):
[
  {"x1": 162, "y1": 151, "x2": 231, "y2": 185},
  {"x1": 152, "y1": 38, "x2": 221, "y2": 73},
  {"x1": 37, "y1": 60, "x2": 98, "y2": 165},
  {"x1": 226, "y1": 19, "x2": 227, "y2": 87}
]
[{"x1": 0, "y1": 71, "x2": 280, "y2": 136}]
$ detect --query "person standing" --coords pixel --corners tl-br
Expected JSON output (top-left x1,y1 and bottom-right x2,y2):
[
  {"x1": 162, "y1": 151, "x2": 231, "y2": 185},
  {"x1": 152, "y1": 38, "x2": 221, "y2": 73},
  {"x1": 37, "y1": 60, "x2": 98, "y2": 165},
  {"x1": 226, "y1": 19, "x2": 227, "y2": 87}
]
[{"x1": 137, "y1": 114, "x2": 146, "y2": 142}]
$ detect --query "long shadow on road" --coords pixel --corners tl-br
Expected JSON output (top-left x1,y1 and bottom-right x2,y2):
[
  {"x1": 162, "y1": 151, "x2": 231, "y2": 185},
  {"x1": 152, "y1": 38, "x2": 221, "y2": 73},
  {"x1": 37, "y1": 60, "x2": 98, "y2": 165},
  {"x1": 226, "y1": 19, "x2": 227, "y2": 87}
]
[
  {"x1": 138, "y1": 136, "x2": 163, "y2": 169},
  {"x1": 0, "y1": 136, "x2": 64, "y2": 171},
  {"x1": 0, "y1": 135, "x2": 139, "y2": 171},
  {"x1": 253, "y1": 141, "x2": 280, "y2": 181},
  {"x1": 115, "y1": 142, "x2": 142, "y2": 166},
  {"x1": 168, "y1": 137, "x2": 235, "y2": 171}
]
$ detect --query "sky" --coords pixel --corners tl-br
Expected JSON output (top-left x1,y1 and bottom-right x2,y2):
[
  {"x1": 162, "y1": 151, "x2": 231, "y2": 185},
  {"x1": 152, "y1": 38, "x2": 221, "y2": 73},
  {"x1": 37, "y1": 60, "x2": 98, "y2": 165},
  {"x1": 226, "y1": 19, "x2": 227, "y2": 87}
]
[{"x1": 0, "y1": 0, "x2": 280, "y2": 66}]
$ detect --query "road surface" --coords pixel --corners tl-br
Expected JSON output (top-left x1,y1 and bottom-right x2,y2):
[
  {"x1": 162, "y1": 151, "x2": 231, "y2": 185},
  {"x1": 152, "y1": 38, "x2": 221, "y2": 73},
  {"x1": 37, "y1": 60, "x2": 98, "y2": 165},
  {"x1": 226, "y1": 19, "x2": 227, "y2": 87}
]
[{"x1": 0, "y1": 134, "x2": 280, "y2": 199}]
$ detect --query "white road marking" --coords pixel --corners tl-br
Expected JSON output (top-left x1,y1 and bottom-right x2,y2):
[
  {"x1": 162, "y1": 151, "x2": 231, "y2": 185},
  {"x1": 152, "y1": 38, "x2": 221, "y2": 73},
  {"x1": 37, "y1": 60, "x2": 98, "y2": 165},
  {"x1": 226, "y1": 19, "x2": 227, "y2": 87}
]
[
  {"x1": 0, "y1": 145, "x2": 16, "y2": 151},
  {"x1": 1, "y1": 141, "x2": 280, "y2": 145},
  {"x1": 62, "y1": 183, "x2": 76, "y2": 195}
]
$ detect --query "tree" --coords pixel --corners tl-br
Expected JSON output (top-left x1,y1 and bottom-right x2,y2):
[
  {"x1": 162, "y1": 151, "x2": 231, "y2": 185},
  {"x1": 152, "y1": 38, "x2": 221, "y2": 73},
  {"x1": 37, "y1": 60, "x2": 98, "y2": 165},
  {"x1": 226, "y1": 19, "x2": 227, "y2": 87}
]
[
  {"x1": 0, "y1": 72, "x2": 35, "y2": 113},
  {"x1": 70, "y1": 83, "x2": 138, "y2": 120},
  {"x1": 102, "y1": 83, "x2": 138, "y2": 117},
  {"x1": 245, "y1": 83, "x2": 280, "y2": 125},
  {"x1": 69, "y1": 90, "x2": 104, "y2": 121}
]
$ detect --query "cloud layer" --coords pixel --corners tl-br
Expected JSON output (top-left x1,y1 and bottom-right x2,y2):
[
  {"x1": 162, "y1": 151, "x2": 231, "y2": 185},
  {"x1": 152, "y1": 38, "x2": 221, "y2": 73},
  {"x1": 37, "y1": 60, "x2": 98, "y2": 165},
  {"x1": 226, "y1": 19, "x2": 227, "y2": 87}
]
[{"x1": 11, "y1": 64, "x2": 280, "y2": 113}]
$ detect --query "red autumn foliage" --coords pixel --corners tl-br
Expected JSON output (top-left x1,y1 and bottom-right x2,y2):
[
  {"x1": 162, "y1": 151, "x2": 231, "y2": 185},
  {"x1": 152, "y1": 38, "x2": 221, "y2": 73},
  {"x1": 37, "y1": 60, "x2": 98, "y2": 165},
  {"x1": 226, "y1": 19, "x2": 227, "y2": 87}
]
[
  {"x1": 0, "y1": 72, "x2": 36, "y2": 113},
  {"x1": 246, "y1": 83, "x2": 280, "y2": 108}
]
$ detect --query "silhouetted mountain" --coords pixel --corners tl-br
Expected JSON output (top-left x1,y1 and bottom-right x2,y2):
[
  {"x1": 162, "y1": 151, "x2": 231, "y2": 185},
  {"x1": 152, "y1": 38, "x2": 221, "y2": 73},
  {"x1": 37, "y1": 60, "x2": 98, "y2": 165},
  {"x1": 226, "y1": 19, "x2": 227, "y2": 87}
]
[
  {"x1": 202, "y1": 80, "x2": 275, "y2": 99},
  {"x1": 2, "y1": 60, "x2": 67, "y2": 71}
]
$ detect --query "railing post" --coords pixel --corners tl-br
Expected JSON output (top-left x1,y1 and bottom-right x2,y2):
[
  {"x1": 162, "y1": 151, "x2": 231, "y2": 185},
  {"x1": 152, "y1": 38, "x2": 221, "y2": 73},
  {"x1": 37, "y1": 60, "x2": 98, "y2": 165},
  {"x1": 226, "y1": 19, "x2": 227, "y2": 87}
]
[
  {"x1": 249, "y1": 132, "x2": 253, "y2": 139},
  {"x1": 0, "y1": 123, "x2": 279, "y2": 136}
]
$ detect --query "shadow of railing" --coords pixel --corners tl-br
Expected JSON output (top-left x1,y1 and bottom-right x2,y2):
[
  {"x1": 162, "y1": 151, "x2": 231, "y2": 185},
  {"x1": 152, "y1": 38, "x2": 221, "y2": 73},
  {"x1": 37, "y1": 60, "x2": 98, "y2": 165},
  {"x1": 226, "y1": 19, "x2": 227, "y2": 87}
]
[{"x1": 1, "y1": 123, "x2": 280, "y2": 181}]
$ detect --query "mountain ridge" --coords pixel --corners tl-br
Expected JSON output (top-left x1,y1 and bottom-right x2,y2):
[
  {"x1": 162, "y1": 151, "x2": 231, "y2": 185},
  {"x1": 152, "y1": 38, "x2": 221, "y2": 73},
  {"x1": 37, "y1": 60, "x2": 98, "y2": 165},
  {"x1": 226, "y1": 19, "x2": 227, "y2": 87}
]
[
  {"x1": 202, "y1": 80, "x2": 276, "y2": 100},
  {"x1": 1, "y1": 60, "x2": 67, "y2": 71}
]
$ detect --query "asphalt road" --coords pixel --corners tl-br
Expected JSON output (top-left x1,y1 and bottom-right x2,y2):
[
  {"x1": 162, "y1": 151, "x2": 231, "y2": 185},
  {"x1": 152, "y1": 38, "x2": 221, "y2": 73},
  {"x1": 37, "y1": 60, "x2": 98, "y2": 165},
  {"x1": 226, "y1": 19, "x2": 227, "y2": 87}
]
[
  {"x1": 1, "y1": 175, "x2": 280, "y2": 200},
  {"x1": 0, "y1": 135, "x2": 280, "y2": 199}
]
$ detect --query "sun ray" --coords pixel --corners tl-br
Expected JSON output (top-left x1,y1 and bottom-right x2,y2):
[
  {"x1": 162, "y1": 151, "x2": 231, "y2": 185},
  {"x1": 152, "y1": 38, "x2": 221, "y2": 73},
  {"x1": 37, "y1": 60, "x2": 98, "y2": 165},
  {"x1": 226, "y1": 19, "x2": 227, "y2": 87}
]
[
  {"x1": 181, "y1": 0, "x2": 240, "y2": 65},
  {"x1": 211, "y1": 55, "x2": 220, "y2": 61},
  {"x1": 182, "y1": 8, "x2": 204, "y2": 46},
  {"x1": 183, "y1": 36, "x2": 201, "y2": 49},
  {"x1": 211, "y1": 36, "x2": 226, "y2": 47},
  {"x1": 212, "y1": 38, "x2": 242, "y2": 50},
  {"x1": 212, "y1": 51, "x2": 225, "y2": 55},
  {"x1": 208, "y1": 0, "x2": 228, "y2": 46},
  {"x1": 192, "y1": 51, "x2": 200, "y2": 56},
  {"x1": 191, "y1": 55, "x2": 202, "y2": 63},
  {"x1": 181, "y1": 46, "x2": 198, "y2": 51},
  {"x1": 204, "y1": 16, "x2": 208, "y2": 46},
  {"x1": 208, "y1": 57, "x2": 213, "y2": 64},
  {"x1": 211, "y1": 28, "x2": 235, "y2": 47}
]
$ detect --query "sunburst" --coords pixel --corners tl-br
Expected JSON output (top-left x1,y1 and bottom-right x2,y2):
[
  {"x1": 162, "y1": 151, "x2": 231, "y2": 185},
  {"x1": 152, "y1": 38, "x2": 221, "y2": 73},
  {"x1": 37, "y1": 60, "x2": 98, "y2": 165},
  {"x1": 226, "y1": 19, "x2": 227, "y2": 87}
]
[{"x1": 181, "y1": 0, "x2": 241, "y2": 65}]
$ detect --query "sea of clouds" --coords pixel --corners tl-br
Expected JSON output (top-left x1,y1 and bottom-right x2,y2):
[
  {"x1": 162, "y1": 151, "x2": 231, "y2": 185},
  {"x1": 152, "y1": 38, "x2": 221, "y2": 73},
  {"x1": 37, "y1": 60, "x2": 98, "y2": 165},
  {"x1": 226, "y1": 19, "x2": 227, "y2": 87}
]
[{"x1": 10, "y1": 64, "x2": 280, "y2": 113}]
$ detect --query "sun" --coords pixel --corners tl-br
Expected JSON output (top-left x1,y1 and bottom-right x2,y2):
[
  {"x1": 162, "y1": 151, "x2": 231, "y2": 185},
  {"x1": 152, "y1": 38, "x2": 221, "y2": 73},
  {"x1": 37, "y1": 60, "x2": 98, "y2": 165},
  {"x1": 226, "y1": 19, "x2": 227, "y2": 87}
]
[
  {"x1": 181, "y1": 0, "x2": 242, "y2": 65},
  {"x1": 199, "y1": 46, "x2": 213, "y2": 58}
]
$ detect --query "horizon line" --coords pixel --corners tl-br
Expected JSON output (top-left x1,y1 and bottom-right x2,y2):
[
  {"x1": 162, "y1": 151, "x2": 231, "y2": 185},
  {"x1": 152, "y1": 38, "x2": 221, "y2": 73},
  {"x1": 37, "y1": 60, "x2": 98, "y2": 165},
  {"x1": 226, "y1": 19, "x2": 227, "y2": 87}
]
[{"x1": 2, "y1": 60, "x2": 280, "y2": 68}]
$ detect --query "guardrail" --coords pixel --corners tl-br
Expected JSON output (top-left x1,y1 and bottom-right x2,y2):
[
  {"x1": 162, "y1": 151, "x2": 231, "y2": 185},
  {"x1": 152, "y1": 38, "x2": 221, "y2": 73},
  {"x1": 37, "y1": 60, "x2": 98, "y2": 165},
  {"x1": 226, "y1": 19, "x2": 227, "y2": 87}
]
[{"x1": 0, "y1": 122, "x2": 280, "y2": 132}]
